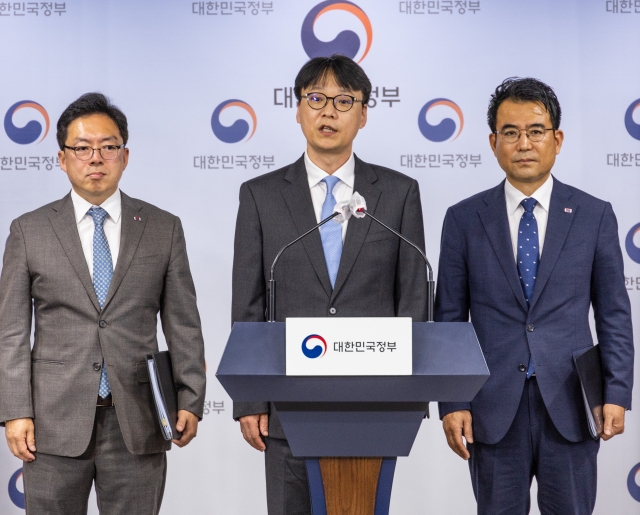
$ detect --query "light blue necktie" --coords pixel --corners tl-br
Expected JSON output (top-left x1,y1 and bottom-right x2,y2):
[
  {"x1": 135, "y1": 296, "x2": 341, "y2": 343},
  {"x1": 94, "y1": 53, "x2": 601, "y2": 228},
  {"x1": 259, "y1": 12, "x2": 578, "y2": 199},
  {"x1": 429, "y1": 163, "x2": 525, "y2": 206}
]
[
  {"x1": 89, "y1": 207, "x2": 113, "y2": 398},
  {"x1": 517, "y1": 198, "x2": 539, "y2": 379},
  {"x1": 319, "y1": 176, "x2": 343, "y2": 288}
]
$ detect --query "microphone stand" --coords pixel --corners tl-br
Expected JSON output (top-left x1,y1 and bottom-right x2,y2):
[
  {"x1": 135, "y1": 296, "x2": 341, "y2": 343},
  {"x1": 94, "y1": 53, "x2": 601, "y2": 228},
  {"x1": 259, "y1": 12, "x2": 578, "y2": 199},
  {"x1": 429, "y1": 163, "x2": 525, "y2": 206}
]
[
  {"x1": 267, "y1": 212, "x2": 340, "y2": 322},
  {"x1": 358, "y1": 209, "x2": 435, "y2": 323}
]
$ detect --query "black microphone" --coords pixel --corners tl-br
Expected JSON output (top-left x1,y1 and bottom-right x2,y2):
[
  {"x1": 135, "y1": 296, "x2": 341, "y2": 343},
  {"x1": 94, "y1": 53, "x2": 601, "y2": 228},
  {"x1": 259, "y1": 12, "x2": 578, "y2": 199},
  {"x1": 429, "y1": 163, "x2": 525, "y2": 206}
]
[
  {"x1": 352, "y1": 202, "x2": 435, "y2": 323},
  {"x1": 267, "y1": 211, "x2": 341, "y2": 322}
]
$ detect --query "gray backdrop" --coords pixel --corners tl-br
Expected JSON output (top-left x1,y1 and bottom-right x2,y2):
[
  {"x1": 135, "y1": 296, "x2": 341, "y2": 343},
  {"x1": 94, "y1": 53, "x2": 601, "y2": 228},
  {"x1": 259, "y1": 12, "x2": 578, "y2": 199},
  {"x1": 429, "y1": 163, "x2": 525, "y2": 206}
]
[{"x1": 1, "y1": 0, "x2": 639, "y2": 513}]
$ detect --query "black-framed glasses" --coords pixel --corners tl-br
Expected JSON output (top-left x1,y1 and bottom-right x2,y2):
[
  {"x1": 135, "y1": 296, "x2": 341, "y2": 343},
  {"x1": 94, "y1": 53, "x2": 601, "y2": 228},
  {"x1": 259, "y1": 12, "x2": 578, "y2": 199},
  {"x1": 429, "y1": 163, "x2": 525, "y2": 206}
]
[
  {"x1": 64, "y1": 144, "x2": 125, "y2": 161},
  {"x1": 302, "y1": 92, "x2": 363, "y2": 112},
  {"x1": 495, "y1": 127, "x2": 555, "y2": 143}
]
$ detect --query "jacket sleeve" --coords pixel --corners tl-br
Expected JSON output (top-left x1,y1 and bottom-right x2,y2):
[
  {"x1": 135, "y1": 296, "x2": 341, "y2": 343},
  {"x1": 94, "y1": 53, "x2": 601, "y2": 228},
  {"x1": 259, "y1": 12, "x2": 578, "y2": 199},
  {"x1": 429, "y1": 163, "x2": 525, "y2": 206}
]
[
  {"x1": 160, "y1": 216, "x2": 207, "y2": 419},
  {"x1": 0, "y1": 219, "x2": 34, "y2": 425},
  {"x1": 395, "y1": 179, "x2": 428, "y2": 321},
  {"x1": 590, "y1": 202, "x2": 634, "y2": 409},
  {"x1": 231, "y1": 182, "x2": 269, "y2": 419},
  {"x1": 435, "y1": 207, "x2": 473, "y2": 419}
]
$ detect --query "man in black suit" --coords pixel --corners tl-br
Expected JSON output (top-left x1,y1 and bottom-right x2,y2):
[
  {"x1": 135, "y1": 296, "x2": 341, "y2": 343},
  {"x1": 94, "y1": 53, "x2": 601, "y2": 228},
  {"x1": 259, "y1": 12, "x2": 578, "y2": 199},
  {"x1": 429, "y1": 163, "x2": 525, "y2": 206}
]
[
  {"x1": 231, "y1": 55, "x2": 428, "y2": 514},
  {"x1": 436, "y1": 78, "x2": 633, "y2": 514}
]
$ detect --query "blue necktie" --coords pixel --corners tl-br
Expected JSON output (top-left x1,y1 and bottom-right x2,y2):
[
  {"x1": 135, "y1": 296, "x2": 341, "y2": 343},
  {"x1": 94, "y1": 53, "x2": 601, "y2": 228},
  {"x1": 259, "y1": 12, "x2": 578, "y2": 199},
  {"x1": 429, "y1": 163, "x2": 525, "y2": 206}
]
[
  {"x1": 517, "y1": 197, "x2": 539, "y2": 378},
  {"x1": 319, "y1": 176, "x2": 343, "y2": 288},
  {"x1": 89, "y1": 207, "x2": 113, "y2": 398}
]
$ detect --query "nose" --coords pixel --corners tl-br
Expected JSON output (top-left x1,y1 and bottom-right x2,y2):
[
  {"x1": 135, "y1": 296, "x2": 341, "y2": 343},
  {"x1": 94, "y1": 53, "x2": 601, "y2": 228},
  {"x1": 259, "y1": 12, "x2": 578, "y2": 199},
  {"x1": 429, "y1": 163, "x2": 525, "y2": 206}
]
[
  {"x1": 321, "y1": 99, "x2": 338, "y2": 116},
  {"x1": 89, "y1": 148, "x2": 104, "y2": 164},
  {"x1": 516, "y1": 130, "x2": 533, "y2": 150}
]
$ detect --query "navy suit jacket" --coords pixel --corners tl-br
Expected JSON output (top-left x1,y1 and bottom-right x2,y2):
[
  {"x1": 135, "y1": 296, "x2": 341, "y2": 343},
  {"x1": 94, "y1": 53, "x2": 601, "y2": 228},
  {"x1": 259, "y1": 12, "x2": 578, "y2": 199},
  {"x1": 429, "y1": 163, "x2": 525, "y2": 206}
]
[{"x1": 436, "y1": 177, "x2": 634, "y2": 444}]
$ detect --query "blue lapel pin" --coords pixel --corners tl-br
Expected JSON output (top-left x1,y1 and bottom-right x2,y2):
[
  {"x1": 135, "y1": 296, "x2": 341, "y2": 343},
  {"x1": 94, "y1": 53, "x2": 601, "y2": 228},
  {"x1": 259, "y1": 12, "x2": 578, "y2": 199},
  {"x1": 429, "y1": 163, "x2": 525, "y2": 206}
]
[{"x1": 564, "y1": 208, "x2": 572, "y2": 213}]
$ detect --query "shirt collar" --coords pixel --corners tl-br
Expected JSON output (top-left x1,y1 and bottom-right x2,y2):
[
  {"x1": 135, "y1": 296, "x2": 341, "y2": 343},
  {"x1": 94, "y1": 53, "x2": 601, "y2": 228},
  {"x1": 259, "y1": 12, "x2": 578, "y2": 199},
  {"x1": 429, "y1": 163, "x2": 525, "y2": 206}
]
[
  {"x1": 70, "y1": 188, "x2": 122, "y2": 224},
  {"x1": 304, "y1": 152, "x2": 355, "y2": 189},
  {"x1": 504, "y1": 174, "x2": 553, "y2": 215}
]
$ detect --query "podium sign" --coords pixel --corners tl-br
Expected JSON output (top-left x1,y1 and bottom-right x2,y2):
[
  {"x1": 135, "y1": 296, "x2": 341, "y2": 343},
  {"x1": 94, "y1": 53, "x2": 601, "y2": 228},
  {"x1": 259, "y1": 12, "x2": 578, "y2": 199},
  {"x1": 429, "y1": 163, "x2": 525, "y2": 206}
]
[{"x1": 286, "y1": 317, "x2": 412, "y2": 376}]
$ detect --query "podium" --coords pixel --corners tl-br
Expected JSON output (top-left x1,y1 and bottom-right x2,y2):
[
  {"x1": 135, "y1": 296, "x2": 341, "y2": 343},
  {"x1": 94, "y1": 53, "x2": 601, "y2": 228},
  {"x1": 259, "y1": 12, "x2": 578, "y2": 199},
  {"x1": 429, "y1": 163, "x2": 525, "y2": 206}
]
[{"x1": 216, "y1": 321, "x2": 488, "y2": 515}]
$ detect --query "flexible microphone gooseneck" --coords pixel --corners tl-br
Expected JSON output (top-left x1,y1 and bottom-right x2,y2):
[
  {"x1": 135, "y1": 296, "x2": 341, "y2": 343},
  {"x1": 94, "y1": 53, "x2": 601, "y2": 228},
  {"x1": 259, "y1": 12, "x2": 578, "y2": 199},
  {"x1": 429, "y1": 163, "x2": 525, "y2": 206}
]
[
  {"x1": 356, "y1": 208, "x2": 435, "y2": 323},
  {"x1": 267, "y1": 212, "x2": 340, "y2": 322}
]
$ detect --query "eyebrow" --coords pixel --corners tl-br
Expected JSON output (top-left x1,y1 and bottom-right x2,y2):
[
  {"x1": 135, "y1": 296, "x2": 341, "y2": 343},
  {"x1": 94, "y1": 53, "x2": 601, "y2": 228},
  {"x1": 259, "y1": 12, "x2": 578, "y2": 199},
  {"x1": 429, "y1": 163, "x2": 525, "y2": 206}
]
[
  {"x1": 72, "y1": 136, "x2": 119, "y2": 144},
  {"x1": 309, "y1": 84, "x2": 351, "y2": 93},
  {"x1": 499, "y1": 123, "x2": 547, "y2": 130}
]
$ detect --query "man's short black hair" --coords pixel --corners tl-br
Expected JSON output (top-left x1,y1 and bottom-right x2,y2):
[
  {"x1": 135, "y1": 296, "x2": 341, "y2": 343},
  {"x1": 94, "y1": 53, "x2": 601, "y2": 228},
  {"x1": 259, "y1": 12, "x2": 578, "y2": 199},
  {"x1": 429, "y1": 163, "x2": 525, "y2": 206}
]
[
  {"x1": 294, "y1": 54, "x2": 372, "y2": 106},
  {"x1": 56, "y1": 92, "x2": 128, "y2": 149},
  {"x1": 487, "y1": 77, "x2": 561, "y2": 133}
]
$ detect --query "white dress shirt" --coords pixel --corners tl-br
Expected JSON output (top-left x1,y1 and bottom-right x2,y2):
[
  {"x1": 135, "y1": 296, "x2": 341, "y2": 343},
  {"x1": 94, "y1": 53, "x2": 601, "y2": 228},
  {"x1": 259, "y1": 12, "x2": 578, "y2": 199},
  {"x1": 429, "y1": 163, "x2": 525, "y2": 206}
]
[
  {"x1": 305, "y1": 152, "x2": 355, "y2": 242},
  {"x1": 70, "y1": 189, "x2": 122, "y2": 279},
  {"x1": 504, "y1": 175, "x2": 553, "y2": 261}
]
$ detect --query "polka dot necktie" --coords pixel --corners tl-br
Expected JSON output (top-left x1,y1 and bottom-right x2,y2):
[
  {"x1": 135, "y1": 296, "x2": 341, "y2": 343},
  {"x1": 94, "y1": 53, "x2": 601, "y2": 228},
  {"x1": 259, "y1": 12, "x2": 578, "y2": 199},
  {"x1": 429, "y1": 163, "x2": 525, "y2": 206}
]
[
  {"x1": 89, "y1": 207, "x2": 113, "y2": 398},
  {"x1": 319, "y1": 176, "x2": 343, "y2": 288},
  {"x1": 517, "y1": 197, "x2": 538, "y2": 379}
]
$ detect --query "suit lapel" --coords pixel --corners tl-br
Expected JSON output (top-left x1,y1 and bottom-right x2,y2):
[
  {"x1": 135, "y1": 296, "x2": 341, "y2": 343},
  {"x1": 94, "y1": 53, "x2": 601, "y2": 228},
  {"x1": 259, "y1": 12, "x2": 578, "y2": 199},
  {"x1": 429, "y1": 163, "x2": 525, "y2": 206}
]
[
  {"x1": 102, "y1": 192, "x2": 146, "y2": 310},
  {"x1": 48, "y1": 193, "x2": 101, "y2": 313},
  {"x1": 280, "y1": 157, "x2": 333, "y2": 297},
  {"x1": 529, "y1": 178, "x2": 575, "y2": 309},
  {"x1": 478, "y1": 182, "x2": 528, "y2": 312},
  {"x1": 331, "y1": 157, "x2": 380, "y2": 302}
]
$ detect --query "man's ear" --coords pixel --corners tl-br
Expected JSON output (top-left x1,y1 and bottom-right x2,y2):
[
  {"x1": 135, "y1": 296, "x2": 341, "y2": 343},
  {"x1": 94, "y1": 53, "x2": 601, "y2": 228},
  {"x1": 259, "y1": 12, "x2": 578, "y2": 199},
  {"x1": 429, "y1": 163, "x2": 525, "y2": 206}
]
[
  {"x1": 58, "y1": 149, "x2": 67, "y2": 173},
  {"x1": 359, "y1": 105, "x2": 368, "y2": 129},
  {"x1": 489, "y1": 132, "x2": 497, "y2": 156}
]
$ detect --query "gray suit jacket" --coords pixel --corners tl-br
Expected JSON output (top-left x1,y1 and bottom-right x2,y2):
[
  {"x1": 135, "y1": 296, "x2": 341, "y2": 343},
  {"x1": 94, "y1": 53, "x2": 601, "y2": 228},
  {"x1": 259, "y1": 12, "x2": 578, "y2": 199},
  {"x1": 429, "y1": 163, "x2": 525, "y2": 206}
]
[
  {"x1": 232, "y1": 155, "x2": 428, "y2": 438},
  {"x1": 0, "y1": 192, "x2": 206, "y2": 456}
]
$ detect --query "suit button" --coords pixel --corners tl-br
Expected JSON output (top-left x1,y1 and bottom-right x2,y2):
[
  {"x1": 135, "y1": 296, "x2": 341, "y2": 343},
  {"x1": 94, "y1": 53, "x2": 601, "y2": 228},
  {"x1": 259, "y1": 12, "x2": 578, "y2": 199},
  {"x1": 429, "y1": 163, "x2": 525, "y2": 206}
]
[
  {"x1": 93, "y1": 363, "x2": 102, "y2": 371},
  {"x1": 518, "y1": 364, "x2": 527, "y2": 372},
  {"x1": 329, "y1": 307, "x2": 337, "y2": 315},
  {"x1": 527, "y1": 324, "x2": 534, "y2": 332},
  {"x1": 99, "y1": 320, "x2": 107, "y2": 328}
]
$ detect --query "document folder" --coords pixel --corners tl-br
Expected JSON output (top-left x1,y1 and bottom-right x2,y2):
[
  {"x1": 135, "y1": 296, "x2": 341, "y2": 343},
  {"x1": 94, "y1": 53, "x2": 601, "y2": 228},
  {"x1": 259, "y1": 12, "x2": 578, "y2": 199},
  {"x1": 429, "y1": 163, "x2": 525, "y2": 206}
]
[
  {"x1": 146, "y1": 351, "x2": 181, "y2": 441},
  {"x1": 573, "y1": 345, "x2": 604, "y2": 440}
]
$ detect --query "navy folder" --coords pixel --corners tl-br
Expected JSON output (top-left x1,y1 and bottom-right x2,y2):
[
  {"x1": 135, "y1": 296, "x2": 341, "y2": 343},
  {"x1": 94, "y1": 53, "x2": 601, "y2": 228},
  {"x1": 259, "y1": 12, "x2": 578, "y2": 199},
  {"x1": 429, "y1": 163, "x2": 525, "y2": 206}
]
[{"x1": 573, "y1": 345, "x2": 604, "y2": 439}]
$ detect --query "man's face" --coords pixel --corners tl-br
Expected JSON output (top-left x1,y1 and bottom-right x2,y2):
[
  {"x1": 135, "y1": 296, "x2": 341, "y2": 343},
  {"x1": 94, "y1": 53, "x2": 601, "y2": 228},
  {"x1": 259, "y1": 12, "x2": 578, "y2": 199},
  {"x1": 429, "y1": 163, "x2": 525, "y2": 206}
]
[
  {"x1": 296, "y1": 75, "x2": 367, "y2": 158},
  {"x1": 58, "y1": 113, "x2": 129, "y2": 204},
  {"x1": 489, "y1": 99, "x2": 563, "y2": 188}
]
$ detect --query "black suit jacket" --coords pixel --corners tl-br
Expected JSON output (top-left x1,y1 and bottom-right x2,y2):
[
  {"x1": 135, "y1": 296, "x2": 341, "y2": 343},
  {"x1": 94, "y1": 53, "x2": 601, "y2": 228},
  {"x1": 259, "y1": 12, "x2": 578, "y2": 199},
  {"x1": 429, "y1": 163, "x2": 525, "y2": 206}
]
[
  {"x1": 232, "y1": 155, "x2": 428, "y2": 438},
  {"x1": 436, "y1": 178, "x2": 634, "y2": 444}
]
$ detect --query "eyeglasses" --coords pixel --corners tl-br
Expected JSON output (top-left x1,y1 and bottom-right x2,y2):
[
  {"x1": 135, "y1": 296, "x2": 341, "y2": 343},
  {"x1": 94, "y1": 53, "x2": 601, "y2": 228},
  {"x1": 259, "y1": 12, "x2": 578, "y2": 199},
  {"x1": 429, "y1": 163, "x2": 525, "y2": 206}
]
[
  {"x1": 302, "y1": 92, "x2": 363, "y2": 112},
  {"x1": 495, "y1": 127, "x2": 555, "y2": 143},
  {"x1": 64, "y1": 144, "x2": 125, "y2": 161}
]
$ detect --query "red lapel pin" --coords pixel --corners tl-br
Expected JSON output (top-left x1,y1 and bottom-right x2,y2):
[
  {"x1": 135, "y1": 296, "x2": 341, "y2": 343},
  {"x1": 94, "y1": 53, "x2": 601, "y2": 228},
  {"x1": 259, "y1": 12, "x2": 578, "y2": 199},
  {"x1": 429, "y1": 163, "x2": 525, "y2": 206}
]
[
  {"x1": 564, "y1": 208, "x2": 572, "y2": 213},
  {"x1": 134, "y1": 216, "x2": 142, "y2": 221}
]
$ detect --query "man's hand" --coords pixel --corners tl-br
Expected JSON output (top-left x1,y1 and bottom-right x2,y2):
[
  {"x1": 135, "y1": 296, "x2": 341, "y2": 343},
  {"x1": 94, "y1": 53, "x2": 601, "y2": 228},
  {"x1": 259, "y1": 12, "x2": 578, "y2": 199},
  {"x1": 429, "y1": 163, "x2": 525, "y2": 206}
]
[
  {"x1": 5, "y1": 418, "x2": 36, "y2": 462},
  {"x1": 442, "y1": 410, "x2": 473, "y2": 460},
  {"x1": 601, "y1": 403, "x2": 625, "y2": 441},
  {"x1": 239, "y1": 413, "x2": 269, "y2": 451},
  {"x1": 172, "y1": 410, "x2": 199, "y2": 448}
]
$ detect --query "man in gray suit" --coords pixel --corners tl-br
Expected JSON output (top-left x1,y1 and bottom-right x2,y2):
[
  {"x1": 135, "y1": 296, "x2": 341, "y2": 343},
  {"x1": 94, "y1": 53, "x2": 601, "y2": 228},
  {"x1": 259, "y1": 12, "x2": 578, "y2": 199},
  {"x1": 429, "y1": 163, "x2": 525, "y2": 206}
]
[
  {"x1": 0, "y1": 93, "x2": 206, "y2": 514},
  {"x1": 232, "y1": 55, "x2": 428, "y2": 514}
]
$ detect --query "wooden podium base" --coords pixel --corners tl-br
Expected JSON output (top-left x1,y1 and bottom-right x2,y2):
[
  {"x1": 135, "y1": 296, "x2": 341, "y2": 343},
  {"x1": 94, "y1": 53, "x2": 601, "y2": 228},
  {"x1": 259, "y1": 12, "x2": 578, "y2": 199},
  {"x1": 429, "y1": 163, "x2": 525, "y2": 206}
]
[{"x1": 306, "y1": 457, "x2": 396, "y2": 515}]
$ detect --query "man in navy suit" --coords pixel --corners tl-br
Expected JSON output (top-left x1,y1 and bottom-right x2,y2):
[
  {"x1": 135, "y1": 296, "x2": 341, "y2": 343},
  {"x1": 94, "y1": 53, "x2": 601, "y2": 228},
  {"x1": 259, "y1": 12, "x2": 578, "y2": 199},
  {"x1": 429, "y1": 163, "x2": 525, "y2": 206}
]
[{"x1": 436, "y1": 77, "x2": 634, "y2": 514}]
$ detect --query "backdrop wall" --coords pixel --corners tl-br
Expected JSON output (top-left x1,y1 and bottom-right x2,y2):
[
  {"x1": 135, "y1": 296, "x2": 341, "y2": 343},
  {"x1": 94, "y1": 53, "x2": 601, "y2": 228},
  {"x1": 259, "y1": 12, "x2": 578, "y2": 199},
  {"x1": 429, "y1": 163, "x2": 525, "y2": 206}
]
[{"x1": 1, "y1": 1, "x2": 639, "y2": 513}]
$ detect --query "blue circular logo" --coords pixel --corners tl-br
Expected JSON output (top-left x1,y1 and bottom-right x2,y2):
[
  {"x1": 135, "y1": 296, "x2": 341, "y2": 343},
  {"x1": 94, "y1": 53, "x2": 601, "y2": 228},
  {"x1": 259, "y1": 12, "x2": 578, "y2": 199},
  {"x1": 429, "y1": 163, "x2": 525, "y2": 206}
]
[
  {"x1": 301, "y1": 1, "x2": 372, "y2": 63},
  {"x1": 624, "y1": 99, "x2": 640, "y2": 140},
  {"x1": 4, "y1": 100, "x2": 50, "y2": 145},
  {"x1": 210, "y1": 99, "x2": 257, "y2": 144},
  {"x1": 301, "y1": 334, "x2": 327, "y2": 359},
  {"x1": 8, "y1": 468, "x2": 25, "y2": 509},
  {"x1": 418, "y1": 98, "x2": 464, "y2": 143},
  {"x1": 625, "y1": 223, "x2": 640, "y2": 264},
  {"x1": 628, "y1": 463, "x2": 640, "y2": 502}
]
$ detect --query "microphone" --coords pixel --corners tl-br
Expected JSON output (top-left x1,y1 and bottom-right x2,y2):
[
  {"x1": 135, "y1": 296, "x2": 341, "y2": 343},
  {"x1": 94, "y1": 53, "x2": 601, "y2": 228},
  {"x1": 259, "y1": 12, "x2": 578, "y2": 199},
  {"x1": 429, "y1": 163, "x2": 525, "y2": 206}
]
[
  {"x1": 266, "y1": 192, "x2": 435, "y2": 323},
  {"x1": 347, "y1": 193, "x2": 435, "y2": 323},
  {"x1": 267, "y1": 211, "x2": 342, "y2": 322}
]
